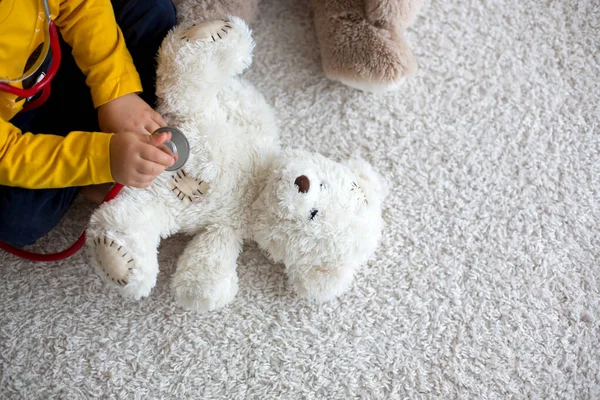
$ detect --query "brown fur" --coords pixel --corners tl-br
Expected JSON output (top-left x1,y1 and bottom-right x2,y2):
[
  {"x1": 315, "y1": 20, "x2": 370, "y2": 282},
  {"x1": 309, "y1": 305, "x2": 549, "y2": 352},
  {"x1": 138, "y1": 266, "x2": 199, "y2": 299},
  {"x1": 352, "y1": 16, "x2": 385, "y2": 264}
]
[
  {"x1": 177, "y1": 0, "x2": 423, "y2": 91},
  {"x1": 365, "y1": 0, "x2": 424, "y2": 28},
  {"x1": 312, "y1": 0, "x2": 421, "y2": 89},
  {"x1": 176, "y1": 0, "x2": 261, "y2": 25}
]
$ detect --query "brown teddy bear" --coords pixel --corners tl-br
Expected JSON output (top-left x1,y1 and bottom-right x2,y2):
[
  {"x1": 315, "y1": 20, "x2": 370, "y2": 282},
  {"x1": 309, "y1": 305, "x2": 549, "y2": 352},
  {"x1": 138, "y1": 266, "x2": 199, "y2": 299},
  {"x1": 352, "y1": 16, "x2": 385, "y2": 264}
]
[{"x1": 175, "y1": 0, "x2": 424, "y2": 92}]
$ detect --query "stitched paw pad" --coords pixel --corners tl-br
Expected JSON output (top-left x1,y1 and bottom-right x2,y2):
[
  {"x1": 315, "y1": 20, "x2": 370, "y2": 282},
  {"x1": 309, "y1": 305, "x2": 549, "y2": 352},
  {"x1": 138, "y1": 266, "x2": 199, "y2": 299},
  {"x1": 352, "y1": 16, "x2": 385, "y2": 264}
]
[
  {"x1": 181, "y1": 19, "x2": 232, "y2": 42},
  {"x1": 167, "y1": 170, "x2": 209, "y2": 205},
  {"x1": 92, "y1": 236, "x2": 134, "y2": 286}
]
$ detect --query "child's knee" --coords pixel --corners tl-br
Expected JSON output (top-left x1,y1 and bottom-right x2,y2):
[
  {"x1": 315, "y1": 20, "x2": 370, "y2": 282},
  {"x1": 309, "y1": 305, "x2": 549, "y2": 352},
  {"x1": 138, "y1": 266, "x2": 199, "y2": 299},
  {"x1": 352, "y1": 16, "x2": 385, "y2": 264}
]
[
  {"x1": 0, "y1": 211, "x2": 42, "y2": 248},
  {"x1": 115, "y1": 0, "x2": 177, "y2": 43},
  {"x1": 0, "y1": 187, "x2": 78, "y2": 248},
  {"x1": 141, "y1": 0, "x2": 177, "y2": 35}
]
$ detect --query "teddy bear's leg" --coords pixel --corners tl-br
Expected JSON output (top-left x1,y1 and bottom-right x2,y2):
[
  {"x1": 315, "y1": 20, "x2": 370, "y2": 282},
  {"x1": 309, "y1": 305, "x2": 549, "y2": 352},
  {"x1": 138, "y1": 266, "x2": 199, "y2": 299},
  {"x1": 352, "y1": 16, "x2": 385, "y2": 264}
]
[
  {"x1": 287, "y1": 262, "x2": 359, "y2": 302},
  {"x1": 175, "y1": 0, "x2": 261, "y2": 25},
  {"x1": 156, "y1": 16, "x2": 255, "y2": 111},
  {"x1": 311, "y1": 0, "x2": 424, "y2": 92},
  {"x1": 86, "y1": 193, "x2": 175, "y2": 300},
  {"x1": 171, "y1": 226, "x2": 242, "y2": 312},
  {"x1": 365, "y1": 0, "x2": 424, "y2": 30}
]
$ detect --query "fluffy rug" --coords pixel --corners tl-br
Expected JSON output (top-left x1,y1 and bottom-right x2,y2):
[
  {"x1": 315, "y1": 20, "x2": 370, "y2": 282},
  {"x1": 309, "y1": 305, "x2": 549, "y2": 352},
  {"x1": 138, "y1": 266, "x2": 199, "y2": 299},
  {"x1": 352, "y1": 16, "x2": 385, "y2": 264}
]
[{"x1": 1, "y1": 0, "x2": 598, "y2": 398}]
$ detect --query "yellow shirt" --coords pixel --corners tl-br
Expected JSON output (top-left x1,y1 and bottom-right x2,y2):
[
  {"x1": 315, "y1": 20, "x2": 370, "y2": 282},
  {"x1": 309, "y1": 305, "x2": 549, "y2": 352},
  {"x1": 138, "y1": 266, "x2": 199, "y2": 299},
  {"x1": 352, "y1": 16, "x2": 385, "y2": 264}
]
[{"x1": 0, "y1": 0, "x2": 143, "y2": 188}]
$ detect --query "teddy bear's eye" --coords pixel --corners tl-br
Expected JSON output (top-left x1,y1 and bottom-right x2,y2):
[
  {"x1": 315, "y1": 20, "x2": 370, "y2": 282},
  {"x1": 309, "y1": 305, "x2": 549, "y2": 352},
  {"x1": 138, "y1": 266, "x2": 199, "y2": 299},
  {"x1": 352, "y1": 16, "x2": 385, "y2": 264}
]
[{"x1": 310, "y1": 209, "x2": 319, "y2": 220}]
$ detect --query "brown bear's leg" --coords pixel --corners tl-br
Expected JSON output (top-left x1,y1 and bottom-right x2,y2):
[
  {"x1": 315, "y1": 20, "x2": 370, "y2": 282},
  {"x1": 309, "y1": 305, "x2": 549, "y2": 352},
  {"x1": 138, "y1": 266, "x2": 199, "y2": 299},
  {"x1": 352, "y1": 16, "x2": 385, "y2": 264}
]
[
  {"x1": 365, "y1": 0, "x2": 424, "y2": 29},
  {"x1": 311, "y1": 0, "x2": 424, "y2": 92},
  {"x1": 176, "y1": 0, "x2": 261, "y2": 25}
]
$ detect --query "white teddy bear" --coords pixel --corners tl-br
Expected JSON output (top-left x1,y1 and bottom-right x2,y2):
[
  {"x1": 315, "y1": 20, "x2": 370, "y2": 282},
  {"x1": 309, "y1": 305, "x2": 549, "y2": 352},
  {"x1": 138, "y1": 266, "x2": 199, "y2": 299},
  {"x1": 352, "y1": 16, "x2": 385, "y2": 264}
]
[{"x1": 86, "y1": 18, "x2": 387, "y2": 312}]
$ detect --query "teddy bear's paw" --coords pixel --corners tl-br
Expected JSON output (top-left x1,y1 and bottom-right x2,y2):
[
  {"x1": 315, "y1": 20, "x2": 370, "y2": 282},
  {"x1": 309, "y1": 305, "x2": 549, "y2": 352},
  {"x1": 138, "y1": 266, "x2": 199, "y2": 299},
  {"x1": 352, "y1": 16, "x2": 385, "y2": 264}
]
[
  {"x1": 171, "y1": 270, "x2": 238, "y2": 312},
  {"x1": 180, "y1": 19, "x2": 232, "y2": 43},
  {"x1": 167, "y1": 170, "x2": 209, "y2": 206},
  {"x1": 92, "y1": 235, "x2": 134, "y2": 287}
]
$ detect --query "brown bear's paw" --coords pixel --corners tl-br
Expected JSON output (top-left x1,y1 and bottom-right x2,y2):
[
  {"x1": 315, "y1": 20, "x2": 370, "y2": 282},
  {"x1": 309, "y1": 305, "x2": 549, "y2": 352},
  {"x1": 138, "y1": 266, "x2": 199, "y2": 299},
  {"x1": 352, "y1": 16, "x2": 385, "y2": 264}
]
[{"x1": 314, "y1": 11, "x2": 417, "y2": 92}]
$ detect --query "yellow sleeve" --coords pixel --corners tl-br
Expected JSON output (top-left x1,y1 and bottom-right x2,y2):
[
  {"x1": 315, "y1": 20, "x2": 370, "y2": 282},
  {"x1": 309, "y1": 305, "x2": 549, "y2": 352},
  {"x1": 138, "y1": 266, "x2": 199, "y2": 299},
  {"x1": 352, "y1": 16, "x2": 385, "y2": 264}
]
[
  {"x1": 0, "y1": 118, "x2": 114, "y2": 189},
  {"x1": 55, "y1": 0, "x2": 143, "y2": 108}
]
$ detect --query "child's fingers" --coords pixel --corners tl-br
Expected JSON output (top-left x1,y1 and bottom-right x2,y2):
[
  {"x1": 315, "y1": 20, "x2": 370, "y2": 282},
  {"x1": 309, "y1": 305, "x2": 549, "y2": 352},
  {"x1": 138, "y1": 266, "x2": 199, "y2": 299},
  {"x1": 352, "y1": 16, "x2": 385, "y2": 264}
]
[
  {"x1": 144, "y1": 120, "x2": 162, "y2": 136},
  {"x1": 131, "y1": 169, "x2": 157, "y2": 187},
  {"x1": 127, "y1": 177, "x2": 153, "y2": 188},
  {"x1": 151, "y1": 110, "x2": 167, "y2": 127},
  {"x1": 148, "y1": 131, "x2": 172, "y2": 147},
  {"x1": 136, "y1": 160, "x2": 167, "y2": 177},
  {"x1": 140, "y1": 143, "x2": 175, "y2": 167}
]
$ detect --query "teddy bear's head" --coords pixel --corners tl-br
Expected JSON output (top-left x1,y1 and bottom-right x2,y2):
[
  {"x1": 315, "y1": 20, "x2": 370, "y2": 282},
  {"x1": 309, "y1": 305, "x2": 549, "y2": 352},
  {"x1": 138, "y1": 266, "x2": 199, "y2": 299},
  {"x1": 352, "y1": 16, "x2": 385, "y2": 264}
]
[{"x1": 251, "y1": 149, "x2": 387, "y2": 302}]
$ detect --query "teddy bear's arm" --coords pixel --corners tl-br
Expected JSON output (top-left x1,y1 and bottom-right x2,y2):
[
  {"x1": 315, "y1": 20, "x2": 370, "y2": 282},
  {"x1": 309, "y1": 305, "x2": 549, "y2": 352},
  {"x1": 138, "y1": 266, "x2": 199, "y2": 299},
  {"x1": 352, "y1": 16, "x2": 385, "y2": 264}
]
[{"x1": 171, "y1": 225, "x2": 243, "y2": 312}]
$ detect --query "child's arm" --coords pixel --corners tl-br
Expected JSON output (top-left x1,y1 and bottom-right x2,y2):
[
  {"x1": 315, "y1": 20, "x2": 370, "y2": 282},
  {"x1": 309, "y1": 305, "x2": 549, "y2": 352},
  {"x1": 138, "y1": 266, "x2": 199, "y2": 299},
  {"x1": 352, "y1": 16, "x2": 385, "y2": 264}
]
[
  {"x1": 0, "y1": 118, "x2": 113, "y2": 188},
  {"x1": 55, "y1": 0, "x2": 142, "y2": 111},
  {"x1": 0, "y1": 0, "x2": 177, "y2": 190},
  {"x1": 0, "y1": 119, "x2": 174, "y2": 189},
  {"x1": 56, "y1": 0, "x2": 165, "y2": 135}
]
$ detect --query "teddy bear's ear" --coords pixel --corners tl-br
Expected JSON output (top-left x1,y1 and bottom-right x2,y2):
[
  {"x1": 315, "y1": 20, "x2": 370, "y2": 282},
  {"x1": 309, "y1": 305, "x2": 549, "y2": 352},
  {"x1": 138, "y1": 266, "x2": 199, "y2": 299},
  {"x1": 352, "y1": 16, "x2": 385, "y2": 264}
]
[{"x1": 345, "y1": 156, "x2": 388, "y2": 207}]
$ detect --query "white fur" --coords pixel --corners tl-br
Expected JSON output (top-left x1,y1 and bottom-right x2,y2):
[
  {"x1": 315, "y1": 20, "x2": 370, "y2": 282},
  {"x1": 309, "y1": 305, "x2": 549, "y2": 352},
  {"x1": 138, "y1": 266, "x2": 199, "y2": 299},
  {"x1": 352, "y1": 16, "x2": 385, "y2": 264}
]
[
  {"x1": 336, "y1": 75, "x2": 405, "y2": 93},
  {"x1": 85, "y1": 17, "x2": 387, "y2": 311}
]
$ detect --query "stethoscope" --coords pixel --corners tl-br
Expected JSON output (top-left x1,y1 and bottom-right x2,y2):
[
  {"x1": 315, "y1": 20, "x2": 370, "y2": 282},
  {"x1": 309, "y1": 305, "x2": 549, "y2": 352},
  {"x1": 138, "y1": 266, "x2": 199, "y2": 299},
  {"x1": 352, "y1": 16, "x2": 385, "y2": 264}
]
[
  {"x1": 0, "y1": 0, "x2": 189, "y2": 171},
  {"x1": 0, "y1": 0, "x2": 60, "y2": 111}
]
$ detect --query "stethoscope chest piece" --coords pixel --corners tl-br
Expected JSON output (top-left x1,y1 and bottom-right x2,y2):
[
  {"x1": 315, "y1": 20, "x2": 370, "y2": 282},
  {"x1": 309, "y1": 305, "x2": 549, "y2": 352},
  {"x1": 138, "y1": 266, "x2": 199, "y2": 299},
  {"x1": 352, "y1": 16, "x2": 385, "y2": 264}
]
[{"x1": 153, "y1": 126, "x2": 190, "y2": 171}]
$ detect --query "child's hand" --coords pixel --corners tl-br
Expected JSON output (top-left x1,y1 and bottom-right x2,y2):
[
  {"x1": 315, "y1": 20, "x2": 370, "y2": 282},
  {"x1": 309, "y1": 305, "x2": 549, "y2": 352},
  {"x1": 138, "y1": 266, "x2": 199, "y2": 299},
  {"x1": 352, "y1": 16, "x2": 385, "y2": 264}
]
[
  {"x1": 98, "y1": 93, "x2": 166, "y2": 135},
  {"x1": 110, "y1": 131, "x2": 175, "y2": 188}
]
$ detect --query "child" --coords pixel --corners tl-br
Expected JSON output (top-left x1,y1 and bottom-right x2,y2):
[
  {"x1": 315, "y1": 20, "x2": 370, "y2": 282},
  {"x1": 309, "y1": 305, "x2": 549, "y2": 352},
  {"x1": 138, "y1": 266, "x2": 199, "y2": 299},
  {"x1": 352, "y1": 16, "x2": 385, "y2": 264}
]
[{"x1": 0, "y1": 0, "x2": 178, "y2": 248}]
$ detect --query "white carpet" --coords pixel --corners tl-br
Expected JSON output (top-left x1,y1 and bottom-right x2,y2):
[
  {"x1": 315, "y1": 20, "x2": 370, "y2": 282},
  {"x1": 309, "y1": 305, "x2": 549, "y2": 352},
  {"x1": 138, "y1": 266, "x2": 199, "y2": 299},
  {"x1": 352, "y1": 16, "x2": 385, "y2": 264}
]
[{"x1": 1, "y1": 0, "x2": 599, "y2": 398}]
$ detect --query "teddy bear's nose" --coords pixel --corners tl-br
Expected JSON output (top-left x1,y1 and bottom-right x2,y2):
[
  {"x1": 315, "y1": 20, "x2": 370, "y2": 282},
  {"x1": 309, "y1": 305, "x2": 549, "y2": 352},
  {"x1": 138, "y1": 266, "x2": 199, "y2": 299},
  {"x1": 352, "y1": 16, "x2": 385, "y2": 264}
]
[{"x1": 294, "y1": 175, "x2": 310, "y2": 193}]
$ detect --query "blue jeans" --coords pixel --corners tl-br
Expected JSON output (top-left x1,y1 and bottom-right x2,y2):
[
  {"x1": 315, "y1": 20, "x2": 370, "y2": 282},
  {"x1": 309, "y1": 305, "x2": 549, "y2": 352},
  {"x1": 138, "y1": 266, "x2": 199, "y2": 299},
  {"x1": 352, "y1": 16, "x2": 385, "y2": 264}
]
[{"x1": 0, "y1": 0, "x2": 177, "y2": 248}]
